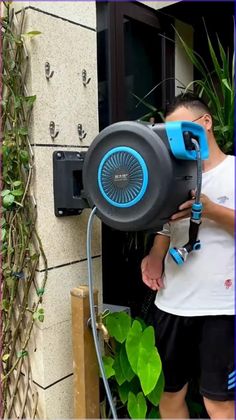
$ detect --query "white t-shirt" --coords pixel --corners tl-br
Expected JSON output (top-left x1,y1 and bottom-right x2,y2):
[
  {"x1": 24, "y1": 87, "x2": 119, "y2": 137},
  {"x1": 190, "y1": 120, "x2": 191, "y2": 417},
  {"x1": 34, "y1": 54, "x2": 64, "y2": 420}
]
[{"x1": 155, "y1": 155, "x2": 235, "y2": 316}]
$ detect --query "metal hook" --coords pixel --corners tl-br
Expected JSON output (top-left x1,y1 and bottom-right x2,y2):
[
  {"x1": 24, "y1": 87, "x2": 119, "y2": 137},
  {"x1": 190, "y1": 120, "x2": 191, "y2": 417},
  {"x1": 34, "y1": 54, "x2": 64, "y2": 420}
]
[
  {"x1": 49, "y1": 121, "x2": 59, "y2": 140},
  {"x1": 82, "y1": 69, "x2": 91, "y2": 86},
  {"x1": 45, "y1": 62, "x2": 54, "y2": 80},
  {"x1": 77, "y1": 124, "x2": 87, "y2": 141}
]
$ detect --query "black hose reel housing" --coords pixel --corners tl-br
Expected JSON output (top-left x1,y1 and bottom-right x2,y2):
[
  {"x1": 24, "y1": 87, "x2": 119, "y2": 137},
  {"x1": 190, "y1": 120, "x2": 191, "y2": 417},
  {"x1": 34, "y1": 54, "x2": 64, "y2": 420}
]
[{"x1": 83, "y1": 121, "x2": 207, "y2": 232}]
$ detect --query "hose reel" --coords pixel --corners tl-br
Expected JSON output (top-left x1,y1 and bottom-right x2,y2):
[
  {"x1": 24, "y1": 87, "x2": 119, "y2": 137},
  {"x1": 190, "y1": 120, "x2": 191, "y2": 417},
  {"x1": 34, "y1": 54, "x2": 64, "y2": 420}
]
[{"x1": 53, "y1": 120, "x2": 209, "y2": 263}]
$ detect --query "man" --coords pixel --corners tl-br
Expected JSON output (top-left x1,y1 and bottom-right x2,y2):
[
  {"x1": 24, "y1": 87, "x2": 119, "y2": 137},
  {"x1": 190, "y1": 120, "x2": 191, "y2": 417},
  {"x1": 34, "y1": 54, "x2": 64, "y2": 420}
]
[{"x1": 141, "y1": 93, "x2": 235, "y2": 419}]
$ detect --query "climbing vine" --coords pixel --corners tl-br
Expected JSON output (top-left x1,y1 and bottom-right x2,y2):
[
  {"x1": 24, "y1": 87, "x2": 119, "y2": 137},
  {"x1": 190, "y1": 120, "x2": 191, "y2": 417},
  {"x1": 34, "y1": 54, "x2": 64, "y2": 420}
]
[{"x1": 1, "y1": 3, "x2": 47, "y2": 417}]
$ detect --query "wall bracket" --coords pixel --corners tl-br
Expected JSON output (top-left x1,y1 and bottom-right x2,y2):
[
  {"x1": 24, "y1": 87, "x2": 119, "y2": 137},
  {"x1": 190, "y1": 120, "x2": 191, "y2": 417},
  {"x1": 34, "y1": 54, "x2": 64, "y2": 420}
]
[{"x1": 53, "y1": 150, "x2": 90, "y2": 217}]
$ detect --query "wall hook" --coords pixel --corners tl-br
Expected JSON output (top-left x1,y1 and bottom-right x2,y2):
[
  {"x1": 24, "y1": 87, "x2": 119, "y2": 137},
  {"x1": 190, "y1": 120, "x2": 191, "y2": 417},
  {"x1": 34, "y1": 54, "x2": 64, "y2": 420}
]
[
  {"x1": 49, "y1": 121, "x2": 59, "y2": 140},
  {"x1": 77, "y1": 124, "x2": 87, "y2": 141},
  {"x1": 45, "y1": 62, "x2": 54, "y2": 80},
  {"x1": 82, "y1": 69, "x2": 91, "y2": 86}
]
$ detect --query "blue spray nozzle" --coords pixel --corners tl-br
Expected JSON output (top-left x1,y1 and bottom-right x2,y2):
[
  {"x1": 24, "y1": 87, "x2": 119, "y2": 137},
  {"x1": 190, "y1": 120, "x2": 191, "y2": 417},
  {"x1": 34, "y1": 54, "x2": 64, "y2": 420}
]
[{"x1": 169, "y1": 247, "x2": 184, "y2": 265}]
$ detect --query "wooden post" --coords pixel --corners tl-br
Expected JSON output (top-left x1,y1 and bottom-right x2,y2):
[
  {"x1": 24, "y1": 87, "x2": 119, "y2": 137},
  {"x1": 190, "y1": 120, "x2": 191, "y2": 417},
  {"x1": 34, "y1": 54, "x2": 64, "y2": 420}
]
[{"x1": 70, "y1": 286, "x2": 100, "y2": 419}]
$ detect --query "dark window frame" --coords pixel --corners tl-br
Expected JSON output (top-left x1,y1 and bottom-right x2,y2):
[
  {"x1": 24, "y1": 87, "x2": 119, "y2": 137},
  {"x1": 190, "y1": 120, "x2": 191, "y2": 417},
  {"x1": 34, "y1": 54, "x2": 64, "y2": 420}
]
[{"x1": 107, "y1": 1, "x2": 175, "y2": 123}]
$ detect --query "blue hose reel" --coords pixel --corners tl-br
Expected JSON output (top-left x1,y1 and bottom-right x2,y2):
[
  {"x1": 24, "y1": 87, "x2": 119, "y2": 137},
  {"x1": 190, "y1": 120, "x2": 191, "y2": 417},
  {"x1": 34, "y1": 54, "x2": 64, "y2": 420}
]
[{"x1": 83, "y1": 120, "x2": 208, "y2": 264}]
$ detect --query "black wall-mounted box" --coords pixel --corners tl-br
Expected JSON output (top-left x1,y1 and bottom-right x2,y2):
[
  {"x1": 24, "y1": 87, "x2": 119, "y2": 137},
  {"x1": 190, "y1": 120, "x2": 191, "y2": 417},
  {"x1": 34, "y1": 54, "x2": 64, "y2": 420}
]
[{"x1": 53, "y1": 150, "x2": 89, "y2": 217}]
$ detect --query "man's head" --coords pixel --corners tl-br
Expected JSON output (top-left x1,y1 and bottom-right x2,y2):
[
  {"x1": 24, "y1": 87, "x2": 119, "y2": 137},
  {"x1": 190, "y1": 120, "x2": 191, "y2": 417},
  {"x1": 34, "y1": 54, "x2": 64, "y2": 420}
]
[{"x1": 164, "y1": 93, "x2": 213, "y2": 135}]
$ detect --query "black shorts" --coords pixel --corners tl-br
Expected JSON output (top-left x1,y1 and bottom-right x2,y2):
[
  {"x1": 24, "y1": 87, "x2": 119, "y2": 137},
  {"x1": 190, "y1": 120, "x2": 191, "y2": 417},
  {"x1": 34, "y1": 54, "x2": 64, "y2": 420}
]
[{"x1": 153, "y1": 306, "x2": 235, "y2": 401}]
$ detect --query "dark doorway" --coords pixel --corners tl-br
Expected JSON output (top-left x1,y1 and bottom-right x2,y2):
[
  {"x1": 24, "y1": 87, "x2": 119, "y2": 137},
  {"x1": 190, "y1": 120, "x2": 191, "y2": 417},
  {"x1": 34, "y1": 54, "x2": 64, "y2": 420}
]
[{"x1": 97, "y1": 1, "x2": 175, "y2": 317}]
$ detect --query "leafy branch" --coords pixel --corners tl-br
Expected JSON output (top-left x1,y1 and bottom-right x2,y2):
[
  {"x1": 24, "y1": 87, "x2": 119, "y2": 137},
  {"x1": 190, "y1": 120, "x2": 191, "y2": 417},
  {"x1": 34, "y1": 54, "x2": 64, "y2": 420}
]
[
  {"x1": 174, "y1": 19, "x2": 234, "y2": 154},
  {"x1": 1, "y1": 4, "x2": 47, "y2": 418}
]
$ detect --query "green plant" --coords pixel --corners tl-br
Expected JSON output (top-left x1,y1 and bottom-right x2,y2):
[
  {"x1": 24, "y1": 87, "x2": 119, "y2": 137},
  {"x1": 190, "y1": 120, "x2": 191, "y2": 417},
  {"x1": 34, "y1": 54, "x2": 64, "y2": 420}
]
[
  {"x1": 1, "y1": 4, "x2": 47, "y2": 417},
  {"x1": 132, "y1": 23, "x2": 234, "y2": 155},
  {"x1": 175, "y1": 21, "x2": 234, "y2": 154},
  {"x1": 102, "y1": 311, "x2": 164, "y2": 419}
]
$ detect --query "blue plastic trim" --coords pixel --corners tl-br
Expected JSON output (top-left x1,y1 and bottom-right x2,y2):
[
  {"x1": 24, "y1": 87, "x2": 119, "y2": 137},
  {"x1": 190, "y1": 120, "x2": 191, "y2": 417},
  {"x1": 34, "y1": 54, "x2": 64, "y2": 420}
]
[
  {"x1": 98, "y1": 146, "x2": 148, "y2": 208},
  {"x1": 169, "y1": 248, "x2": 184, "y2": 265},
  {"x1": 191, "y1": 211, "x2": 202, "y2": 220},
  {"x1": 228, "y1": 371, "x2": 235, "y2": 379},
  {"x1": 193, "y1": 242, "x2": 201, "y2": 251},
  {"x1": 191, "y1": 202, "x2": 202, "y2": 220},
  {"x1": 192, "y1": 203, "x2": 203, "y2": 211},
  {"x1": 165, "y1": 121, "x2": 209, "y2": 160}
]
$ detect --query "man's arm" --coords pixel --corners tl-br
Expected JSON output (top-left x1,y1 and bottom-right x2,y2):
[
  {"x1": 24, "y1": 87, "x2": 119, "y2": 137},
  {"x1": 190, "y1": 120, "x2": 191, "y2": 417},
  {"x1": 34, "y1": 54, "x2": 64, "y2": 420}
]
[
  {"x1": 171, "y1": 193, "x2": 234, "y2": 235},
  {"x1": 141, "y1": 233, "x2": 170, "y2": 291},
  {"x1": 150, "y1": 233, "x2": 171, "y2": 259},
  {"x1": 204, "y1": 202, "x2": 234, "y2": 234}
]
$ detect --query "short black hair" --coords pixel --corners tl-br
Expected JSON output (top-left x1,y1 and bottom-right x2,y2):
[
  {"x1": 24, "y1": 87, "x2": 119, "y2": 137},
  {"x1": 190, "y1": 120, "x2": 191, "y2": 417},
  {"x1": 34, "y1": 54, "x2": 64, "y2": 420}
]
[{"x1": 164, "y1": 92, "x2": 212, "y2": 118}]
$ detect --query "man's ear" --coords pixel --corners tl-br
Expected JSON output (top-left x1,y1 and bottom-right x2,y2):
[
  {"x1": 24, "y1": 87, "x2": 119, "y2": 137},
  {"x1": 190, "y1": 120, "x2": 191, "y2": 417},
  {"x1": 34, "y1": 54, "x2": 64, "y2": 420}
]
[{"x1": 203, "y1": 114, "x2": 213, "y2": 131}]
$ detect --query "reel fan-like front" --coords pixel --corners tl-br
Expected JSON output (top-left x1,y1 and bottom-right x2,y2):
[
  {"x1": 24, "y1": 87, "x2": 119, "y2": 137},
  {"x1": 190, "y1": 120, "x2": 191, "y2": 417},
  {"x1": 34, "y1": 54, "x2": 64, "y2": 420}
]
[{"x1": 98, "y1": 146, "x2": 148, "y2": 208}]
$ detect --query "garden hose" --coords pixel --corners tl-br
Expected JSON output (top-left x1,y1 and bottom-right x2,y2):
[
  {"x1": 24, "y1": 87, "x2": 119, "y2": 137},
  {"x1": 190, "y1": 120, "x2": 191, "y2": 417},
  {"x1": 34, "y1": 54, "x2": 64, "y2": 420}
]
[
  {"x1": 87, "y1": 206, "x2": 118, "y2": 419},
  {"x1": 169, "y1": 136, "x2": 203, "y2": 264}
]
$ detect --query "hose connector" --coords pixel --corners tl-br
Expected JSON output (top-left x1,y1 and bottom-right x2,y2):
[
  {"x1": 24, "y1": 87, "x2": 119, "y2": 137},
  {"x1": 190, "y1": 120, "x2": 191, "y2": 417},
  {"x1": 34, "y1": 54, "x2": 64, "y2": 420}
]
[
  {"x1": 191, "y1": 202, "x2": 202, "y2": 221},
  {"x1": 169, "y1": 202, "x2": 202, "y2": 265}
]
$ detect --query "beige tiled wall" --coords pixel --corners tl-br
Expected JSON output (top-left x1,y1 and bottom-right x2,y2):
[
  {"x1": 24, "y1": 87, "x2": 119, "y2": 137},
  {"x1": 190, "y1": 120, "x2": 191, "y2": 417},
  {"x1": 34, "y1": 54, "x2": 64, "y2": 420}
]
[
  {"x1": 18, "y1": 2, "x2": 100, "y2": 418},
  {"x1": 27, "y1": 9, "x2": 98, "y2": 148},
  {"x1": 14, "y1": 1, "x2": 96, "y2": 29},
  {"x1": 35, "y1": 375, "x2": 74, "y2": 419},
  {"x1": 34, "y1": 258, "x2": 102, "y2": 331},
  {"x1": 28, "y1": 258, "x2": 102, "y2": 394},
  {"x1": 22, "y1": 8, "x2": 98, "y2": 148},
  {"x1": 33, "y1": 147, "x2": 101, "y2": 269}
]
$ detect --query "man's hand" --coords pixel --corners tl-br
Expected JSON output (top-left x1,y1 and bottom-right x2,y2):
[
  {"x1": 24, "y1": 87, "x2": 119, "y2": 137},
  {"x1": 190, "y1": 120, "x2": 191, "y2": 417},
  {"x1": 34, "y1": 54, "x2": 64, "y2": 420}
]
[
  {"x1": 170, "y1": 191, "x2": 211, "y2": 221},
  {"x1": 141, "y1": 254, "x2": 164, "y2": 291},
  {"x1": 170, "y1": 190, "x2": 234, "y2": 234}
]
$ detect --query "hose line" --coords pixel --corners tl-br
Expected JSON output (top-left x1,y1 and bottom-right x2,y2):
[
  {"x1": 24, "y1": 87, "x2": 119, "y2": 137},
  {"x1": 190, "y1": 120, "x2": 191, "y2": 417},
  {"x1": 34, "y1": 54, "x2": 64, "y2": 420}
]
[
  {"x1": 87, "y1": 206, "x2": 118, "y2": 419},
  {"x1": 191, "y1": 138, "x2": 202, "y2": 204}
]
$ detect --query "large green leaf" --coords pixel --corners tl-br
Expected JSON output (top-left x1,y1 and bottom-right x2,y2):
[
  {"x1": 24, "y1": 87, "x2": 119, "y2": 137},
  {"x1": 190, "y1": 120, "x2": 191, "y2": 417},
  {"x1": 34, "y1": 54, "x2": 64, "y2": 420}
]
[
  {"x1": 105, "y1": 311, "x2": 131, "y2": 343},
  {"x1": 118, "y1": 381, "x2": 130, "y2": 404},
  {"x1": 125, "y1": 320, "x2": 143, "y2": 373},
  {"x1": 127, "y1": 392, "x2": 147, "y2": 419},
  {"x1": 113, "y1": 354, "x2": 126, "y2": 386},
  {"x1": 126, "y1": 324, "x2": 162, "y2": 395},
  {"x1": 120, "y1": 344, "x2": 135, "y2": 382},
  {"x1": 138, "y1": 347, "x2": 161, "y2": 395},
  {"x1": 102, "y1": 356, "x2": 115, "y2": 379},
  {"x1": 147, "y1": 370, "x2": 165, "y2": 406},
  {"x1": 118, "y1": 377, "x2": 141, "y2": 404},
  {"x1": 137, "y1": 327, "x2": 162, "y2": 395}
]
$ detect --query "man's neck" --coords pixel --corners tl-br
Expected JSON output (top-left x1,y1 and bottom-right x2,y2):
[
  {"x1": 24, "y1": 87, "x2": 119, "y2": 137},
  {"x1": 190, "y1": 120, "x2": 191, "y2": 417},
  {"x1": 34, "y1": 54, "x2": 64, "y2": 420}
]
[{"x1": 202, "y1": 135, "x2": 226, "y2": 172}]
